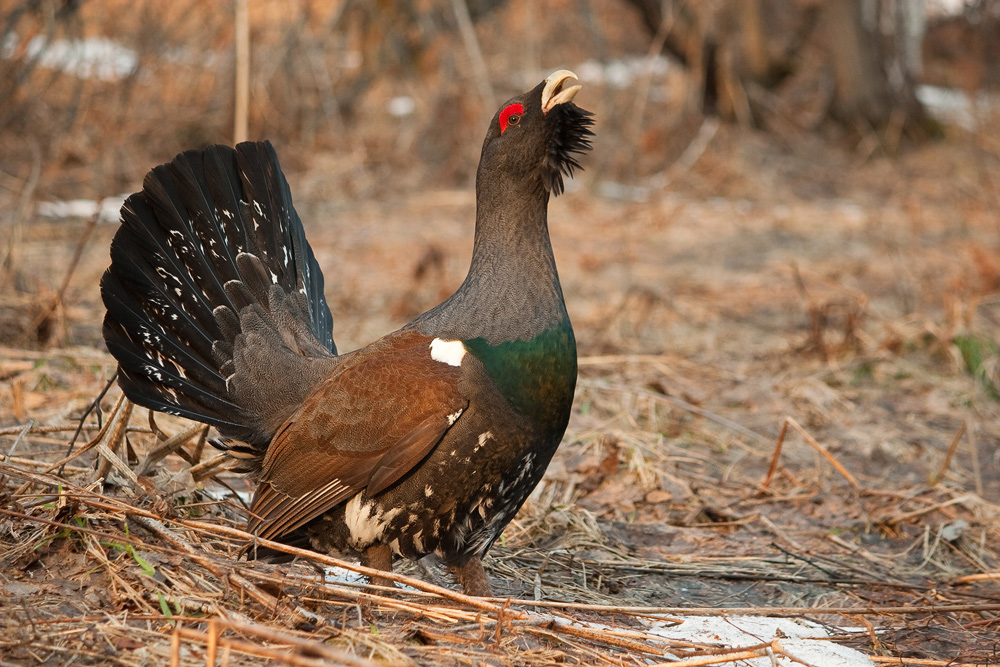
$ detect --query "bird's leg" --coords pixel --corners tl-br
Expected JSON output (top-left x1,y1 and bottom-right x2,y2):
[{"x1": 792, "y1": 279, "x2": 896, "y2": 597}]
[
  {"x1": 360, "y1": 543, "x2": 395, "y2": 590},
  {"x1": 448, "y1": 558, "x2": 493, "y2": 597}
]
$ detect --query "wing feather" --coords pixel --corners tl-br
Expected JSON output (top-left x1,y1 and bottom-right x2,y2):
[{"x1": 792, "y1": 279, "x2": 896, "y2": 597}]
[{"x1": 246, "y1": 330, "x2": 467, "y2": 541}]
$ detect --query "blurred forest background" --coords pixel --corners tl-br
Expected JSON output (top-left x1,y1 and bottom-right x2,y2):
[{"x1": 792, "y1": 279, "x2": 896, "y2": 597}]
[
  {"x1": 2, "y1": 1, "x2": 1000, "y2": 664},
  {"x1": 1, "y1": 0, "x2": 997, "y2": 203}
]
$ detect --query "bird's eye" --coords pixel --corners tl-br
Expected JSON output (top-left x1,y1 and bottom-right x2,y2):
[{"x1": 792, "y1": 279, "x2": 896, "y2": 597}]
[{"x1": 499, "y1": 103, "x2": 524, "y2": 134}]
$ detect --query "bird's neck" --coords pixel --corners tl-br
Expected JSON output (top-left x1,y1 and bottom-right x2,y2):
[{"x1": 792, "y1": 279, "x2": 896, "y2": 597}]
[
  {"x1": 469, "y1": 178, "x2": 559, "y2": 293},
  {"x1": 414, "y1": 178, "x2": 569, "y2": 344}
]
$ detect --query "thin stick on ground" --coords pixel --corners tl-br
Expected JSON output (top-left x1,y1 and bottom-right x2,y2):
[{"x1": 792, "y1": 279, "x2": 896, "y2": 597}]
[
  {"x1": 870, "y1": 659, "x2": 998, "y2": 667},
  {"x1": 174, "y1": 626, "x2": 379, "y2": 667},
  {"x1": 38, "y1": 393, "x2": 128, "y2": 476},
  {"x1": 136, "y1": 423, "x2": 206, "y2": 476},
  {"x1": 180, "y1": 618, "x2": 381, "y2": 667},
  {"x1": 0, "y1": 421, "x2": 32, "y2": 487},
  {"x1": 188, "y1": 453, "x2": 231, "y2": 482},
  {"x1": 760, "y1": 418, "x2": 790, "y2": 491},
  {"x1": 760, "y1": 417, "x2": 861, "y2": 491},
  {"x1": 953, "y1": 572, "x2": 1000, "y2": 583},
  {"x1": 887, "y1": 493, "x2": 977, "y2": 523},
  {"x1": 62, "y1": 368, "x2": 119, "y2": 468},
  {"x1": 967, "y1": 421, "x2": 984, "y2": 497},
  {"x1": 93, "y1": 396, "x2": 135, "y2": 485},
  {"x1": 130, "y1": 513, "x2": 324, "y2": 629},
  {"x1": 647, "y1": 641, "x2": 782, "y2": 667},
  {"x1": 6, "y1": 493, "x2": 1000, "y2": 621},
  {"x1": 929, "y1": 420, "x2": 966, "y2": 485}
]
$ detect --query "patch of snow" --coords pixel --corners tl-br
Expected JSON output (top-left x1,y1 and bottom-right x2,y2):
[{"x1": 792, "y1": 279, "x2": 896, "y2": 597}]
[
  {"x1": 915, "y1": 85, "x2": 1000, "y2": 131},
  {"x1": 596, "y1": 180, "x2": 650, "y2": 202},
  {"x1": 322, "y1": 565, "x2": 422, "y2": 592},
  {"x1": 918, "y1": 85, "x2": 975, "y2": 130},
  {"x1": 202, "y1": 485, "x2": 253, "y2": 507},
  {"x1": 642, "y1": 615, "x2": 873, "y2": 666},
  {"x1": 554, "y1": 615, "x2": 872, "y2": 666},
  {"x1": 575, "y1": 56, "x2": 672, "y2": 90},
  {"x1": 522, "y1": 55, "x2": 673, "y2": 93},
  {"x1": 37, "y1": 195, "x2": 127, "y2": 223},
  {"x1": 4, "y1": 35, "x2": 138, "y2": 81},
  {"x1": 387, "y1": 96, "x2": 416, "y2": 117},
  {"x1": 322, "y1": 566, "x2": 367, "y2": 585}
]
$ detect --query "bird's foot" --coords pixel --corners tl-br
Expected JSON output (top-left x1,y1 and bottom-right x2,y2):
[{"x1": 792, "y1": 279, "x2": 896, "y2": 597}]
[
  {"x1": 448, "y1": 558, "x2": 493, "y2": 597},
  {"x1": 360, "y1": 544, "x2": 396, "y2": 591}
]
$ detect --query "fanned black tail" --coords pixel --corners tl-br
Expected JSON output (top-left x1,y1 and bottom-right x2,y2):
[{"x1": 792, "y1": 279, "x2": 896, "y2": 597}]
[{"x1": 101, "y1": 141, "x2": 338, "y2": 451}]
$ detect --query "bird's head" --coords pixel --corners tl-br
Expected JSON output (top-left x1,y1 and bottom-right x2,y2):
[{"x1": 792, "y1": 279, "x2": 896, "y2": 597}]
[{"x1": 479, "y1": 70, "x2": 594, "y2": 197}]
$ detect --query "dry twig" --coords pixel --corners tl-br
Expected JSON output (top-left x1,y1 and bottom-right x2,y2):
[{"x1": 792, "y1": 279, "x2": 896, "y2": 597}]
[{"x1": 760, "y1": 417, "x2": 861, "y2": 491}]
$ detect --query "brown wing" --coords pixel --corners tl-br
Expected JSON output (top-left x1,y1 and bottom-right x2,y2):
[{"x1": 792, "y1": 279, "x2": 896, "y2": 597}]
[{"x1": 246, "y1": 330, "x2": 467, "y2": 540}]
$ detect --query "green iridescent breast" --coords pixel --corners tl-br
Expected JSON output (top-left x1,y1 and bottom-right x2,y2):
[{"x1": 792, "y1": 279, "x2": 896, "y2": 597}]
[{"x1": 463, "y1": 323, "x2": 577, "y2": 428}]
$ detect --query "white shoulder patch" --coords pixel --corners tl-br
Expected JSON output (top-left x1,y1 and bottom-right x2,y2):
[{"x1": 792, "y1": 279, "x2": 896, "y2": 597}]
[{"x1": 430, "y1": 338, "x2": 466, "y2": 367}]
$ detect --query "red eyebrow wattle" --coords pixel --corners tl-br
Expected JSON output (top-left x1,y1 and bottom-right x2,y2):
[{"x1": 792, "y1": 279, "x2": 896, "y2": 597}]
[{"x1": 499, "y1": 103, "x2": 524, "y2": 134}]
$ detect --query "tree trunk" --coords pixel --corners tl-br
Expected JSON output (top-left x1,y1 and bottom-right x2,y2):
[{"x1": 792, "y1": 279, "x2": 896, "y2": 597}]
[{"x1": 622, "y1": 0, "x2": 931, "y2": 143}]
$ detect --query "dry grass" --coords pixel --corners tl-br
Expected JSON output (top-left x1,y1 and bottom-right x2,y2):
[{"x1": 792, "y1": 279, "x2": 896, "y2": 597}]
[
  {"x1": 4, "y1": 130, "x2": 1000, "y2": 662},
  {"x1": 3, "y1": 227, "x2": 1000, "y2": 663},
  {"x1": 3, "y1": 1, "x2": 1000, "y2": 665}
]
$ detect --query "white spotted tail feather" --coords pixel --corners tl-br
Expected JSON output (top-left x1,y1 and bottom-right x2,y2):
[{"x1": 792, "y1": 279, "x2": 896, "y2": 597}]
[{"x1": 101, "y1": 141, "x2": 337, "y2": 456}]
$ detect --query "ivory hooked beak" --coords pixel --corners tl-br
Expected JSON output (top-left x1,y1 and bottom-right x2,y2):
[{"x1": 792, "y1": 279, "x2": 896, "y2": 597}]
[{"x1": 541, "y1": 70, "x2": 582, "y2": 114}]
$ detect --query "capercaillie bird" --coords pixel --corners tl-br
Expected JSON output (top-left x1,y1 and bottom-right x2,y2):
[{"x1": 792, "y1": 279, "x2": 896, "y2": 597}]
[{"x1": 100, "y1": 70, "x2": 593, "y2": 596}]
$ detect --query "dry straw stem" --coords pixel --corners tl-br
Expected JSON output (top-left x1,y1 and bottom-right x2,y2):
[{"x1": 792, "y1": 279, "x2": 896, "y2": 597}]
[
  {"x1": 233, "y1": 0, "x2": 250, "y2": 145},
  {"x1": 1, "y1": 463, "x2": 513, "y2": 617},
  {"x1": 501, "y1": 598, "x2": 1000, "y2": 617},
  {"x1": 953, "y1": 571, "x2": 1000, "y2": 583},
  {"x1": 450, "y1": 0, "x2": 494, "y2": 109},
  {"x1": 131, "y1": 513, "x2": 325, "y2": 629},
  {"x1": 886, "y1": 492, "x2": 977, "y2": 523},
  {"x1": 29, "y1": 394, "x2": 130, "y2": 477},
  {"x1": 93, "y1": 395, "x2": 136, "y2": 485},
  {"x1": 760, "y1": 416, "x2": 861, "y2": 491},
  {"x1": 3, "y1": 476, "x2": 999, "y2": 620},
  {"x1": 189, "y1": 453, "x2": 233, "y2": 482},
  {"x1": 172, "y1": 619, "x2": 378, "y2": 667},
  {"x1": 9, "y1": 394, "x2": 132, "y2": 497},
  {"x1": 0, "y1": 345, "x2": 112, "y2": 363},
  {"x1": 870, "y1": 659, "x2": 999, "y2": 667},
  {"x1": 4, "y1": 461, "x2": 1000, "y2": 667},
  {"x1": 0, "y1": 423, "x2": 116, "y2": 436},
  {"x1": 625, "y1": 5, "x2": 675, "y2": 152},
  {"x1": 647, "y1": 641, "x2": 788, "y2": 667},
  {"x1": 929, "y1": 419, "x2": 966, "y2": 485},
  {"x1": 136, "y1": 423, "x2": 207, "y2": 476},
  {"x1": 578, "y1": 378, "x2": 768, "y2": 444}
]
